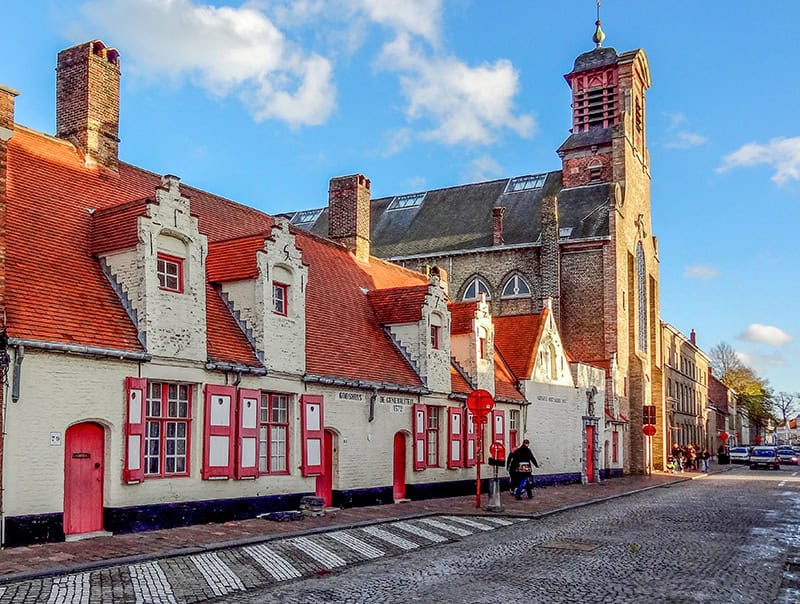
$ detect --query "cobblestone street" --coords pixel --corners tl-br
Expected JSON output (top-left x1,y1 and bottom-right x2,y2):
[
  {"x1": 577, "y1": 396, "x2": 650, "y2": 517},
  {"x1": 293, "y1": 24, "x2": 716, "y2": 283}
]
[{"x1": 2, "y1": 467, "x2": 799, "y2": 603}]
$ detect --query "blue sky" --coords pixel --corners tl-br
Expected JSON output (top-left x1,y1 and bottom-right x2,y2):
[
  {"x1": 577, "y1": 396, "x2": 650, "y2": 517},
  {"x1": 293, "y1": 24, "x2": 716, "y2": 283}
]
[{"x1": 2, "y1": 1, "x2": 798, "y2": 394}]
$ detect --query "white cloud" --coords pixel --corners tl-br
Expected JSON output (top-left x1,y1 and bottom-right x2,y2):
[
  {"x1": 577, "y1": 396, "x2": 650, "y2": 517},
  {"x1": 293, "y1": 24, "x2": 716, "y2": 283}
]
[
  {"x1": 383, "y1": 128, "x2": 414, "y2": 156},
  {"x1": 405, "y1": 176, "x2": 427, "y2": 191},
  {"x1": 665, "y1": 131, "x2": 708, "y2": 149},
  {"x1": 718, "y1": 136, "x2": 800, "y2": 185},
  {"x1": 683, "y1": 265, "x2": 719, "y2": 280},
  {"x1": 78, "y1": 0, "x2": 335, "y2": 126},
  {"x1": 737, "y1": 323, "x2": 793, "y2": 347},
  {"x1": 351, "y1": 0, "x2": 441, "y2": 43},
  {"x1": 464, "y1": 155, "x2": 503, "y2": 183},
  {"x1": 379, "y1": 34, "x2": 534, "y2": 146}
]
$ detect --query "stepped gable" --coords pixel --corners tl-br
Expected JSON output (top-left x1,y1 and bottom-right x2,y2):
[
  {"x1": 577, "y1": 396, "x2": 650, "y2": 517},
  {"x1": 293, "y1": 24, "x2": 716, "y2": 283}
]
[
  {"x1": 367, "y1": 284, "x2": 430, "y2": 325},
  {"x1": 493, "y1": 353, "x2": 525, "y2": 402},
  {"x1": 493, "y1": 311, "x2": 548, "y2": 380},
  {"x1": 205, "y1": 283, "x2": 262, "y2": 367}
]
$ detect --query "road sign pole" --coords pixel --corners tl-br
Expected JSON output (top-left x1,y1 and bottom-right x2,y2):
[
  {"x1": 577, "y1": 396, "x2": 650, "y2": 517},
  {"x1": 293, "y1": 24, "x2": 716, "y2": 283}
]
[{"x1": 475, "y1": 421, "x2": 483, "y2": 508}]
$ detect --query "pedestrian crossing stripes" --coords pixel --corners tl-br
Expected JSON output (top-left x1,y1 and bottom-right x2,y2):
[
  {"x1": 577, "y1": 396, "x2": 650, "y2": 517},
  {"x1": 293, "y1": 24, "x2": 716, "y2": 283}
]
[
  {"x1": 391, "y1": 521, "x2": 449, "y2": 543},
  {"x1": 361, "y1": 525, "x2": 420, "y2": 550},
  {"x1": 417, "y1": 517, "x2": 473, "y2": 536},
  {"x1": 327, "y1": 530, "x2": 385, "y2": 558},
  {"x1": 442, "y1": 515, "x2": 495, "y2": 531},
  {"x1": 2, "y1": 515, "x2": 528, "y2": 603},
  {"x1": 129, "y1": 562, "x2": 178, "y2": 604},
  {"x1": 244, "y1": 543, "x2": 302, "y2": 581},
  {"x1": 289, "y1": 536, "x2": 347, "y2": 568},
  {"x1": 190, "y1": 552, "x2": 245, "y2": 597},
  {"x1": 46, "y1": 572, "x2": 89, "y2": 604}
]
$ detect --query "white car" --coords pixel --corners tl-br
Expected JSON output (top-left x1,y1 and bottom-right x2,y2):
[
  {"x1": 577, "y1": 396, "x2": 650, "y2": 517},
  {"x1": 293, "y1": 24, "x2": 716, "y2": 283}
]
[
  {"x1": 728, "y1": 447, "x2": 750, "y2": 463},
  {"x1": 750, "y1": 446, "x2": 780, "y2": 470}
]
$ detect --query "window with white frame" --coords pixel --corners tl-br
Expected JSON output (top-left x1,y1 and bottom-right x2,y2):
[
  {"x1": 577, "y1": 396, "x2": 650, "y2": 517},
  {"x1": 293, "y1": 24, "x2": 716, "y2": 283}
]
[
  {"x1": 508, "y1": 410, "x2": 520, "y2": 450},
  {"x1": 259, "y1": 393, "x2": 290, "y2": 474},
  {"x1": 426, "y1": 406, "x2": 440, "y2": 466},
  {"x1": 387, "y1": 192, "x2": 425, "y2": 211},
  {"x1": 463, "y1": 277, "x2": 491, "y2": 301},
  {"x1": 145, "y1": 382, "x2": 191, "y2": 477},
  {"x1": 501, "y1": 274, "x2": 531, "y2": 299},
  {"x1": 505, "y1": 174, "x2": 546, "y2": 193}
]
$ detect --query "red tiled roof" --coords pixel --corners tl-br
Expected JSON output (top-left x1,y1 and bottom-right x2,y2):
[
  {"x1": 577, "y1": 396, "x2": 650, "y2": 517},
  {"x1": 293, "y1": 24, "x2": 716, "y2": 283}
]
[
  {"x1": 451, "y1": 366, "x2": 472, "y2": 396},
  {"x1": 493, "y1": 310, "x2": 548, "y2": 380},
  {"x1": 207, "y1": 234, "x2": 268, "y2": 283},
  {"x1": 494, "y1": 354, "x2": 524, "y2": 402},
  {"x1": 367, "y1": 285, "x2": 429, "y2": 325},
  {"x1": 90, "y1": 197, "x2": 150, "y2": 254},
  {"x1": 449, "y1": 301, "x2": 477, "y2": 335},
  {"x1": 205, "y1": 284, "x2": 262, "y2": 367}
]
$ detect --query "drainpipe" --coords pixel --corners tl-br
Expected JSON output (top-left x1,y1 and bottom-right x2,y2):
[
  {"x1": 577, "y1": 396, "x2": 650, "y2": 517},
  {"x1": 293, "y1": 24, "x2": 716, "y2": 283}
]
[{"x1": 368, "y1": 387, "x2": 378, "y2": 423}]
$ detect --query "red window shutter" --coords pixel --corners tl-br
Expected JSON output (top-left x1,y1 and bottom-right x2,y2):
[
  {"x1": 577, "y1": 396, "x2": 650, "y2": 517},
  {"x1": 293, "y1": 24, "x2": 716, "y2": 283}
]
[
  {"x1": 413, "y1": 403, "x2": 427, "y2": 471},
  {"x1": 123, "y1": 377, "x2": 147, "y2": 484},
  {"x1": 301, "y1": 395, "x2": 324, "y2": 476},
  {"x1": 447, "y1": 407, "x2": 464, "y2": 469},
  {"x1": 202, "y1": 385, "x2": 236, "y2": 480},
  {"x1": 464, "y1": 411, "x2": 477, "y2": 467},
  {"x1": 492, "y1": 409, "x2": 506, "y2": 447},
  {"x1": 235, "y1": 388, "x2": 260, "y2": 480}
]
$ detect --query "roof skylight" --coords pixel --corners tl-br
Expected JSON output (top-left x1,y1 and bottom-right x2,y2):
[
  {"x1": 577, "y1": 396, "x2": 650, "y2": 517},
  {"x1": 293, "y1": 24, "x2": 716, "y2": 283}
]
[
  {"x1": 387, "y1": 192, "x2": 425, "y2": 211},
  {"x1": 291, "y1": 209, "x2": 323, "y2": 224},
  {"x1": 505, "y1": 174, "x2": 546, "y2": 193}
]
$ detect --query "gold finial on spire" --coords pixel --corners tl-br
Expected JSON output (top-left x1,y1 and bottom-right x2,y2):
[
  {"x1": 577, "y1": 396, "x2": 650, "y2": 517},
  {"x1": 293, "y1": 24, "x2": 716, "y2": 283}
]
[{"x1": 593, "y1": 0, "x2": 606, "y2": 48}]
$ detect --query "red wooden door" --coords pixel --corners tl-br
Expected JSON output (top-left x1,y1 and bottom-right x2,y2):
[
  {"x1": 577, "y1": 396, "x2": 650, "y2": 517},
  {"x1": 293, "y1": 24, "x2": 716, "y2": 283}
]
[
  {"x1": 585, "y1": 425, "x2": 595, "y2": 483},
  {"x1": 315, "y1": 430, "x2": 334, "y2": 507},
  {"x1": 393, "y1": 432, "x2": 407, "y2": 501},
  {"x1": 64, "y1": 423, "x2": 104, "y2": 535}
]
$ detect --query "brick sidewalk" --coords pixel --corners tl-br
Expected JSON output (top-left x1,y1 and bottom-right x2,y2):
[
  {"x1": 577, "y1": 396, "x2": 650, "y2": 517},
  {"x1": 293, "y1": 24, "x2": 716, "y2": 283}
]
[{"x1": 0, "y1": 470, "x2": 717, "y2": 583}]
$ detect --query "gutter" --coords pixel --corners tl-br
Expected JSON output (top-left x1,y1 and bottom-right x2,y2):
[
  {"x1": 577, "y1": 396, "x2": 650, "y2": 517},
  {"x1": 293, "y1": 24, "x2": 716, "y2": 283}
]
[
  {"x1": 304, "y1": 374, "x2": 429, "y2": 395},
  {"x1": 205, "y1": 361, "x2": 267, "y2": 376},
  {"x1": 8, "y1": 338, "x2": 150, "y2": 361}
]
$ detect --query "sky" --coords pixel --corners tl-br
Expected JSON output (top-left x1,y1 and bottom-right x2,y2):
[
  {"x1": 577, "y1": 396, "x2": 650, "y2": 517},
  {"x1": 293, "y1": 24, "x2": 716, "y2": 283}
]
[{"x1": 1, "y1": 1, "x2": 798, "y2": 395}]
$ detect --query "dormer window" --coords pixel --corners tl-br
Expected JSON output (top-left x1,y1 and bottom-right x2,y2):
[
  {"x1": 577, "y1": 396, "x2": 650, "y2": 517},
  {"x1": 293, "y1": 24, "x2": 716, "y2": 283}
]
[
  {"x1": 157, "y1": 253, "x2": 183, "y2": 293},
  {"x1": 273, "y1": 282, "x2": 288, "y2": 316},
  {"x1": 431, "y1": 325, "x2": 440, "y2": 349}
]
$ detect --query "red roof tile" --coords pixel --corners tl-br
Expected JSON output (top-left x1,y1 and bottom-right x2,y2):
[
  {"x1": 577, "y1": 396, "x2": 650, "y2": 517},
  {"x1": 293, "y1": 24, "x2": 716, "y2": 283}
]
[
  {"x1": 367, "y1": 285, "x2": 429, "y2": 325},
  {"x1": 451, "y1": 365, "x2": 472, "y2": 395},
  {"x1": 205, "y1": 284, "x2": 262, "y2": 367},
  {"x1": 449, "y1": 301, "x2": 477, "y2": 335},
  {"x1": 90, "y1": 198, "x2": 150, "y2": 254},
  {"x1": 493, "y1": 311, "x2": 548, "y2": 380},
  {"x1": 494, "y1": 354, "x2": 524, "y2": 402}
]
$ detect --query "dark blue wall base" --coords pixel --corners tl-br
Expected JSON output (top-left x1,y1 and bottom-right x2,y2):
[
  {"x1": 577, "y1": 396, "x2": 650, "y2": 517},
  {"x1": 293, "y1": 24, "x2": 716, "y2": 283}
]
[
  {"x1": 600, "y1": 468, "x2": 624, "y2": 479},
  {"x1": 4, "y1": 471, "x2": 595, "y2": 547}
]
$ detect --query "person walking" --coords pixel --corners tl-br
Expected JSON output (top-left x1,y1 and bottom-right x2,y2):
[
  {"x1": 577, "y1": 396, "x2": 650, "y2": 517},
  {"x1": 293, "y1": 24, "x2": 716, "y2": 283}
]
[
  {"x1": 700, "y1": 447, "x2": 711, "y2": 472},
  {"x1": 506, "y1": 439, "x2": 539, "y2": 499}
]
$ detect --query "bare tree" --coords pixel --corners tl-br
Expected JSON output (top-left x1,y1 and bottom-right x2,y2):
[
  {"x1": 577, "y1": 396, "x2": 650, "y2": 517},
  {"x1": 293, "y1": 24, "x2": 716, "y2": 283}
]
[
  {"x1": 773, "y1": 391, "x2": 800, "y2": 427},
  {"x1": 710, "y1": 341, "x2": 742, "y2": 379}
]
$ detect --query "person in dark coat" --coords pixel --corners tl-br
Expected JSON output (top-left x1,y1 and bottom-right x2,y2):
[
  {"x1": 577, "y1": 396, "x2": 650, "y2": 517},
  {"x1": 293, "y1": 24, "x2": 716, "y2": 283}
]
[{"x1": 506, "y1": 439, "x2": 539, "y2": 499}]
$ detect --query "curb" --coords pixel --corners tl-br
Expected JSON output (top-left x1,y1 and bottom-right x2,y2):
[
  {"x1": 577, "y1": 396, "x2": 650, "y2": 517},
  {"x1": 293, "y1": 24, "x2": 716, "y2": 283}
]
[{"x1": 0, "y1": 468, "x2": 738, "y2": 586}]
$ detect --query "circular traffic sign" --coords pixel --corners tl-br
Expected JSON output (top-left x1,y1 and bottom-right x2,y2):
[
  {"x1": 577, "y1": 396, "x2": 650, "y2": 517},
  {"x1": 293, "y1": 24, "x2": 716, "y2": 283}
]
[
  {"x1": 719, "y1": 432, "x2": 729, "y2": 442},
  {"x1": 642, "y1": 425, "x2": 656, "y2": 437},
  {"x1": 466, "y1": 389, "x2": 494, "y2": 417},
  {"x1": 489, "y1": 440, "x2": 506, "y2": 460}
]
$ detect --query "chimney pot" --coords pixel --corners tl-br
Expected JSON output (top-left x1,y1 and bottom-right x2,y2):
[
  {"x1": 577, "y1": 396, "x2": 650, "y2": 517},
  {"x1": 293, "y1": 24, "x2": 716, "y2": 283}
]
[{"x1": 690, "y1": 329, "x2": 696, "y2": 345}]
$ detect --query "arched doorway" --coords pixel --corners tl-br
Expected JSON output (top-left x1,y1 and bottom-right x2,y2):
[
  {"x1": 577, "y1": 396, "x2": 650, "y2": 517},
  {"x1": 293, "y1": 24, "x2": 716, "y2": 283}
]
[
  {"x1": 315, "y1": 430, "x2": 335, "y2": 507},
  {"x1": 64, "y1": 422, "x2": 104, "y2": 536},
  {"x1": 393, "y1": 432, "x2": 407, "y2": 501}
]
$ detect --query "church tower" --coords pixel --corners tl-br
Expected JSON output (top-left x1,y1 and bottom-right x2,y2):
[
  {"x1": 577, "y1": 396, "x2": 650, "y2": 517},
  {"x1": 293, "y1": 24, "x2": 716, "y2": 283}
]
[{"x1": 556, "y1": 12, "x2": 661, "y2": 474}]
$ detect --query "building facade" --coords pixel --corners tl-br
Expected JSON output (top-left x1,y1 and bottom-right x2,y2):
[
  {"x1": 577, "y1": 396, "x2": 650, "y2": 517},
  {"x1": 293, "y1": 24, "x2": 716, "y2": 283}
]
[{"x1": 289, "y1": 34, "x2": 662, "y2": 474}]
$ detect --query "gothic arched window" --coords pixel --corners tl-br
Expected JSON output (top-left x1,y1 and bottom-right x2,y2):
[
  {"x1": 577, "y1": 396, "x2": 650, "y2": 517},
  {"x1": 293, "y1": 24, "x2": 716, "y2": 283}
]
[
  {"x1": 637, "y1": 242, "x2": 647, "y2": 351},
  {"x1": 462, "y1": 277, "x2": 491, "y2": 301},
  {"x1": 501, "y1": 274, "x2": 531, "y2": 299}
]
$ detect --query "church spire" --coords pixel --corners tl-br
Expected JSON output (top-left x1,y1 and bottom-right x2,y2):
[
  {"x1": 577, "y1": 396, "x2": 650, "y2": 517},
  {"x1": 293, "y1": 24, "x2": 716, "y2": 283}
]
[{"x1": 593, "y1": 0, "x2": 606, "y2": 48}]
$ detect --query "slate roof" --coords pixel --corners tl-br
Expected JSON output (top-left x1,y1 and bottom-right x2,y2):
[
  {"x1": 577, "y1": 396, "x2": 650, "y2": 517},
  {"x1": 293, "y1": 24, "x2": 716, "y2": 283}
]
[{"x1": 285, "y1": 171, "x2": 610, "y2": 258}]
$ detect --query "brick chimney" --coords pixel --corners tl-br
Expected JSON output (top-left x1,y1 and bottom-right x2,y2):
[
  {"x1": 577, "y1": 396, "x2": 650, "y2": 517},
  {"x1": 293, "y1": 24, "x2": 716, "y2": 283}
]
[
  {"x1": 328, "y1": 173, "x2": 371, "y2": 262},
  {"x1": 56, "y1": 40, "x2": 121, "y2": 171},
  {"x1": 492, "y1": 206, "x2": 505, "y2": 245},
  {"x1": 690, "y1": 329, "x2": 696, "y2": 345}
]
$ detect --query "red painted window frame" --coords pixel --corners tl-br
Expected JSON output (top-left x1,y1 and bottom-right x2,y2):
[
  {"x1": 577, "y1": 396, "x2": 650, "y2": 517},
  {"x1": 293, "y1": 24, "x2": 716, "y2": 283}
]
[
  {"x1": 479, "y1": 336, "x2": 486, "y2": 359},
  {"x1": 202, "y1": 385, "x2": 235, "y2": 480},
  {"x1": 143, "y1": 381, "x2": 192, "y2": 479},
  {"x1": 612, "y1": 430, "x2": 619, "y2": 463},
  {"x1": 464, "y1": 411, "x2": 477, "y2": 467},
  {"x1": 273, "y1": 281, "x2": 288, "y2": 316},
  {"x1": 492, "y1": 409, "x2": 505, "y2": 449},
  {"x1": 447, "y1": 407, "x2": 463, "y2": 468},
  {"x1": 123, "y1": 377, "x2": 147, "y2": 484},
  {"x1": 157, "y1": 253, "x2": 184, "y2": 293},
  {"x1": 235, "y1": 388, "x2": 260, "y2": 480},
  {"x1": 412, "y1": 404, "x2": 427, "y2": 471},
  {"x1": 259, "y1": 392, "x2": 291, "y2": 475},
  {"x1": 431, "y1": 325, "x2": 440, "y2": 349},
  {"x1": 300, "y1": 394, "x2": 324, "y2": 476},
  {"x1": 426, "y1": 405, "x2": 440, "y2": 467}
]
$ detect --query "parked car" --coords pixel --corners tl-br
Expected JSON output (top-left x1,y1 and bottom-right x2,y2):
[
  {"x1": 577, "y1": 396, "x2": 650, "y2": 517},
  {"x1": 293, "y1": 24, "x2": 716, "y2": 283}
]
[
  {"x1": 777, "y1": 447, "x2": 799, "y2": 465},
  {"x1": 728, "y1": 447, "x2": 751, "y2": 464},
  {"x1": 750, "y1": 446, "x2": 780, "y2": 470}
]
